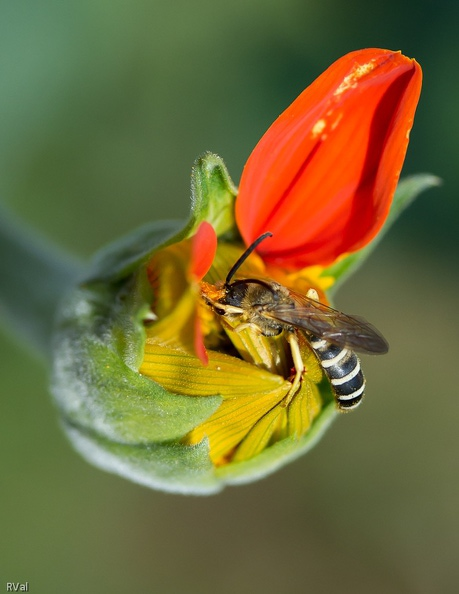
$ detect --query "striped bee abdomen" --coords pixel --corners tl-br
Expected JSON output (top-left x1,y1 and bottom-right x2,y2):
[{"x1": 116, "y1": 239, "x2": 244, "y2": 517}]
[{"x1": 308, "y1": 336, "x2": 365, "y2": 411}]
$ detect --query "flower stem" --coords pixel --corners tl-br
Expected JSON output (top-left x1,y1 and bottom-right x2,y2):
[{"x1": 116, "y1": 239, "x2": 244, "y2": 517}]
[{"x1": 0, "y1": 205, "x2": 83, "y2": 359}]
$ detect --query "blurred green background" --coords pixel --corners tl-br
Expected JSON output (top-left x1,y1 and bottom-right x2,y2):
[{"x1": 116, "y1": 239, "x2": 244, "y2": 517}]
[{"x1": 1, "y1": 1, "x2": 458, "y2": 592}]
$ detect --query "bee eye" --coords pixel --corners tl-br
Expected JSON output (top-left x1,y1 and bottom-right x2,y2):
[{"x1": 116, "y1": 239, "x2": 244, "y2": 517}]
[
  {"x1": 225, "y1": 283, "x2": 247, "y2": 306},
  {"x1": 214, "y1": 306, "x2": 226, "y2": 316}
]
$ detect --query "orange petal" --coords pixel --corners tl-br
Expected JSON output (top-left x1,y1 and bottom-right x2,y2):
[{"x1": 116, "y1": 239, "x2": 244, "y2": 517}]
[
  {"x1": 194, "y1": 312, "x2": 208, "y2": 365},
  {"x1": 236, "y1": 49, "x2": 422, "y2": 268},
  {"x1": 189, "y1": 222, "x2": 217, "y2": 363},
  {"x1": 189, "y1": 221, "x2": 217, "y2": 280}
]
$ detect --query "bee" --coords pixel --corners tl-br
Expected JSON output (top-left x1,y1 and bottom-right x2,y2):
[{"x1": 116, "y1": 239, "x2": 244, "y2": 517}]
[{"x1": 201, "y1": 232, "x2": 389, "y2": 410}]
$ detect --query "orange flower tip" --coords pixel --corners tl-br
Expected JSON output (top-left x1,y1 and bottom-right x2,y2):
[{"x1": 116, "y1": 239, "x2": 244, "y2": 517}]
[
  {"x1": 194, "y1": 315, "x2": 209, "y2": 365},
  {"x1": 189, "y1": 221, "x2": 217, "y2": 280},
  {"x1": 235, "y1": 48, "x2": 423, "y2": 269}
]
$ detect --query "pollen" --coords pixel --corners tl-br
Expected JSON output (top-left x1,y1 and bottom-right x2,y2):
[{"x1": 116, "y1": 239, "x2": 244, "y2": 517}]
[
  {"x1": 311, "y1": 118, "x2": 327, "y2": 138},
  {"x1": 330, "y1": 112, "x2": 343, "y2": 131},
  {"x1": 354, "y1": 61, "x2": 376, "y2": 78},
  {"x1": 334, "y1": 60, "x2": 376, "y2": 97}
]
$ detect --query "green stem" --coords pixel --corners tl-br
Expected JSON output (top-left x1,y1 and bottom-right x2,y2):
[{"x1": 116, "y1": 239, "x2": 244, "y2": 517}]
[{"x1": 0, "y1": 205, "x2": 84, "y2": 360}]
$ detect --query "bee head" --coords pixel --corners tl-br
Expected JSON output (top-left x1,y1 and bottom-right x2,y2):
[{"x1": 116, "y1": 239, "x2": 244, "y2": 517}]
[{"x1": 224, "y1": 279, "x2": 279, "y2": 308}]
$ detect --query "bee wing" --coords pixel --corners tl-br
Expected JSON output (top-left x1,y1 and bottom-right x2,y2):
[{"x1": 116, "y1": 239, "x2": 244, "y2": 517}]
[{"x1": 267, "y1": 291, "x2": 389, "y2": 354}]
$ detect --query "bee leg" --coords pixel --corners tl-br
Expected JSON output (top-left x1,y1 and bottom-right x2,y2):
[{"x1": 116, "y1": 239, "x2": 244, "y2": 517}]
[
  {"x1": 282, "y1": 331, "x2": 305, "y2": 407},
  {"x1": 232, "y1": 322, "x2": 262, "y2": 334}
]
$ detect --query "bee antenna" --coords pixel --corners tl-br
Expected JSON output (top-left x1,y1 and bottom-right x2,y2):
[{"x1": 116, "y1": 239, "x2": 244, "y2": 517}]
[{"x1": 225, "y1": 232, "x2": 273, "y2": 285}]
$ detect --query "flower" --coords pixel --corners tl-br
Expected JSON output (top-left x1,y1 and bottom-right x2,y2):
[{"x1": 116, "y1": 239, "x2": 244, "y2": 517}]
[
  {"x1": 51, "y1": 48, "x2": 431, "y2": 494},
  {"x1": 140, "y1": 48, "x2": 422, "y2": 467}
]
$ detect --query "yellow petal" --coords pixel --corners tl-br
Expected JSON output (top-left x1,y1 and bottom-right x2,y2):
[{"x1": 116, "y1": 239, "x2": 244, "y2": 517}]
[
  {"x1": 148, "y1": 242, "x2": 190, "y2": 318},
  {"x1": 185, "y1": 385, "x2": 289, "y2": 464},
  {"x1": 231, "y1": 404, "x2": 284, "y2": 462},
  {"x1": 287, "y1": 380, "x2": 322, "y2": 438},
  {"x1": 140, "y1": 343, "x2": 290, "y2": 398},
  {"x1": 230, "y1": 374, "x2": 322, "y2": 463}
]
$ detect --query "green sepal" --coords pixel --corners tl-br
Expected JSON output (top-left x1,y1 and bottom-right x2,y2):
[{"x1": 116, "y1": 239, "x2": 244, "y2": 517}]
[
  {"x1": 61, "y1": 399, "x2": 337, "y2": 495},
  {"x1": 84, "y1": 152, "x2": 237, "y2": 285},
  {"x1": 51, "y1": 154, "x2": 239, "y2": 492},
  {"x1": 63, "y1": 421, "x2": 221, "y2": 495},
  {"x1": 189, "y1": 151, "x2": 238, "y2": 240},
  {"x1": 52, "y1": 255, "x2": 222, "y2": 445},
  {"x1": 323, "y1": 174, "x2": 441, "y2": 292},
  {"x1": 84, "y1": 220, "x2": 182, "y2": 284}
]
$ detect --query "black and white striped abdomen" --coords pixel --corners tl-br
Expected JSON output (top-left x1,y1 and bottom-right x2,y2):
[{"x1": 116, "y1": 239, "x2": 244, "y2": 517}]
[{"x1": 309, "y1": 336, "x2": 365, "y2": 411}]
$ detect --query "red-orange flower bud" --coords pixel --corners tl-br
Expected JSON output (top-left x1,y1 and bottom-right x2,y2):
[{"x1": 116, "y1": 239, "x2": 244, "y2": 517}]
[{"x1": 235, "y1": 48, "x2": 422, "y2": 268}]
